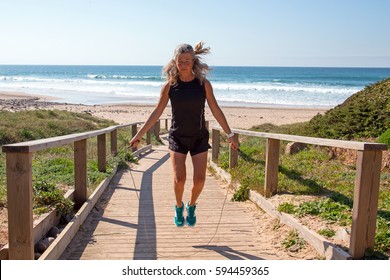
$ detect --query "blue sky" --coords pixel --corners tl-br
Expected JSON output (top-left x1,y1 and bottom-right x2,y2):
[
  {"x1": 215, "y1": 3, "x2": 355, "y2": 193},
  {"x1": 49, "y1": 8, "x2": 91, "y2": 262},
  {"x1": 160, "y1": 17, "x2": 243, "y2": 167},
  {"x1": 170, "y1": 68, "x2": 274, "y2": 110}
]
[{"x1": 1, "y1": 0, "x2": 389, "y2": 67}]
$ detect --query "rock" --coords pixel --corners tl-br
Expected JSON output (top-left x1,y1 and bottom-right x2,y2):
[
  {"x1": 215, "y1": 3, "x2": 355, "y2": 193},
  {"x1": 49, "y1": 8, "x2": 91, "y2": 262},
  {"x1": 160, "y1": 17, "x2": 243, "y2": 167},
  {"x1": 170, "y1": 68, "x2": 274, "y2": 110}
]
[
  {"x1": 60, "y1": 214, "x2": 72, "y2": 224},
  {"x1": 334, "y1": 228, "x2": 350, "y2": 243},
  {"x1": 35, "y1": 237, "x2": 55, "y2": 254},
  {"x1": 288, "y1": 244, "x2": 301, "y2": 252},
  {"x1": 42, "y1": 237, "x2": 50, "y2": 245},
  {"x1": 35, "y1": 241, "x2": 47, "y2": 253},
  {"x1": 0, "y1": 98, "x2": 68, "y2": 112},
  {"x1": 285, "y1": 142, "x2": 308, "y2": 155},
  {"x1": 47, "y1": 226, "x2": 59, "y2": 238},
  {"x1": 47, "y1": 237, "x2": 55, "y2": 246}
]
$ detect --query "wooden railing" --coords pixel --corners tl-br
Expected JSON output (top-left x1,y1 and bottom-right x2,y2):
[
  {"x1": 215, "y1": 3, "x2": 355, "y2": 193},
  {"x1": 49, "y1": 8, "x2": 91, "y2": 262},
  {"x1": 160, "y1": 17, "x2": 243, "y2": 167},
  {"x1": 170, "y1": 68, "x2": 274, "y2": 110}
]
[
  {"x1": 1, "y1": 119, "x2": 169, "y2": 260},
  {"x1": 211, "y1": 126, "x2": 388, "y2": 259}
]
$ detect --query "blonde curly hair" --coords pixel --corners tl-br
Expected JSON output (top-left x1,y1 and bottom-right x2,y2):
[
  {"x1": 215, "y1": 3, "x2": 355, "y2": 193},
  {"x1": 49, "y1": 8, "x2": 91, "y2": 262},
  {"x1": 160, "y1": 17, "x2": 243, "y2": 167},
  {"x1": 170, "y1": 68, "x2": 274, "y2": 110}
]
[{"x1": 162, "y1": 41, "x2": 211, "y2": 85}]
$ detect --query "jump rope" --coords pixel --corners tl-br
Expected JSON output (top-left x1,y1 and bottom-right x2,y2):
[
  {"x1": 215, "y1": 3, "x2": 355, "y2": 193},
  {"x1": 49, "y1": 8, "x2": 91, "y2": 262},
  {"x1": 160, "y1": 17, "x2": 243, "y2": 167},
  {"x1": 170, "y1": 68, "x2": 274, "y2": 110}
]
[{"x1": 127, "y1": 144, "x2": 234, "y2": 259}]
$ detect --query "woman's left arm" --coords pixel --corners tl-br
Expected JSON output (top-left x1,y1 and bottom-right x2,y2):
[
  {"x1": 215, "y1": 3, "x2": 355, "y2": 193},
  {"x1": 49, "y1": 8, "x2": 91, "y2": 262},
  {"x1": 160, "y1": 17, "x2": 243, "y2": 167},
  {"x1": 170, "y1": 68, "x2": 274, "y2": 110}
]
[{"x1": 205, "y1": 80, "x2": 239, "y2": 150}]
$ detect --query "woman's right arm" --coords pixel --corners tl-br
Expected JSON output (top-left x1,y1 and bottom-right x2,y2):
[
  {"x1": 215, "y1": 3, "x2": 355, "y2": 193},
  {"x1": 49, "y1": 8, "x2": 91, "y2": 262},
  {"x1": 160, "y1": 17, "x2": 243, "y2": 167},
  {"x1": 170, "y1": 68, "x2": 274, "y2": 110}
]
[{"x1": 129, "y1": 82, "x2": 170, "y2": 148}]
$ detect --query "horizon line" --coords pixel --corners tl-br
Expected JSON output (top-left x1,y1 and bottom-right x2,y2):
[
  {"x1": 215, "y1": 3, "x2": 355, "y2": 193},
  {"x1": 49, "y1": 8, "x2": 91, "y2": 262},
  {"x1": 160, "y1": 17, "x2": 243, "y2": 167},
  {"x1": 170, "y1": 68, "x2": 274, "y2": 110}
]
[{"x1": 1, "y1": 64, "x2": 390, "y2": 69}]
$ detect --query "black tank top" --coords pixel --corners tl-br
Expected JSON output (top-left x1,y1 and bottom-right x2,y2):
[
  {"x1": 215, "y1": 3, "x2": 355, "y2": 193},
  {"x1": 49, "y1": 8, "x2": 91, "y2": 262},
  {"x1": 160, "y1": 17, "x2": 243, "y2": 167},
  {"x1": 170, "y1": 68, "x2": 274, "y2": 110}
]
[{"x1": 168, "y1": 78, "x2": 207, "y2": 137}]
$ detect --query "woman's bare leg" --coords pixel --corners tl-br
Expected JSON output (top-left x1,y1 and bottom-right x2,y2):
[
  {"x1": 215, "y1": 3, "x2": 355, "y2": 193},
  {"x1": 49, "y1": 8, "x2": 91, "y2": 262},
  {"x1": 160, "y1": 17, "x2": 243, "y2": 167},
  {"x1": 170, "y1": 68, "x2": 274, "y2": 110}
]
[
  {"x1": 170, "y1": 150, "x2": 187, "y2": 207},
  {"x1": 189, "y1": 151, "x2": 208, "y2": 206}
]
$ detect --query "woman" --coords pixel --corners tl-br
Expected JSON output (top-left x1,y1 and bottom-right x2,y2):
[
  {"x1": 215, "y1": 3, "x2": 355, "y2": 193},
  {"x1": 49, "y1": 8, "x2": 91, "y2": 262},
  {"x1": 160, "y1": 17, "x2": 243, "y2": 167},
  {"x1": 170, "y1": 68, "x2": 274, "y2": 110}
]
[{"x1": 130, "y1": 42, "x2": 238, "y2": 227}]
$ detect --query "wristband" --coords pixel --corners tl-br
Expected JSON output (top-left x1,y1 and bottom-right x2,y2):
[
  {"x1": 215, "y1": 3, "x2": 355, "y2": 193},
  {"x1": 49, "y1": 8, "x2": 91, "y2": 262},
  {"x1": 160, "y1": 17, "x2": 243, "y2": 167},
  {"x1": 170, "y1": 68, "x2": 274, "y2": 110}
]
[{"x1": 226, "y1": 132, "x2": 235, "y2": 138}]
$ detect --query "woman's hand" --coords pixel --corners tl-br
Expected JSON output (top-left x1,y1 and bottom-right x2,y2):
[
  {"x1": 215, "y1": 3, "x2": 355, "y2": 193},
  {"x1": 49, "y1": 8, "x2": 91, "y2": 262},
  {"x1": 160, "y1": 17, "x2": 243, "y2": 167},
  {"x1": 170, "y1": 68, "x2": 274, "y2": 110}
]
[
  {"x1": 129, "y1": 138, "x2": 141, "y2": 149},
  {"x1": 228, "y1": 136, "x2": 239, "y2": 150}
]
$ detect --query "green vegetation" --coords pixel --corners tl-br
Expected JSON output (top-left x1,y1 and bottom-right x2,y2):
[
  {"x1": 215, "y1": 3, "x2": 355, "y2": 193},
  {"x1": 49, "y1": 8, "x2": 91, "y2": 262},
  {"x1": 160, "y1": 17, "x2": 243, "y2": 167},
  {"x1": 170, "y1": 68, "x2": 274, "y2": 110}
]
[
  {"x1": 278, "y1": 199, "x2": 352, "y2": 226},
  {"x1": 33, "y1": 180, "x2": 73, "y2": 216},
  {"x1": 218, "y1": 77, "x2": 390, "y2": 258},
  {"x1": 317, "y1": 228, "x2": 336, "y2": 238},
  {"x1": 282, "y1": 230, "x2": 306, "y2": 251},
  {"x1": 231, "y1": 185, "x2": 250, "y2": 201},
  {"x1": 0, "y1": 109, "x2": 138, "y2": 215},
  {"x1": 379, "y1": 128, "x2": 390, "y2": 147},
  {"x1": 0, "y1": 109, "x2": 115, "y2": 145},
  {"x1": 303, "y1": 77, "x2": 390, "y2": 140}
]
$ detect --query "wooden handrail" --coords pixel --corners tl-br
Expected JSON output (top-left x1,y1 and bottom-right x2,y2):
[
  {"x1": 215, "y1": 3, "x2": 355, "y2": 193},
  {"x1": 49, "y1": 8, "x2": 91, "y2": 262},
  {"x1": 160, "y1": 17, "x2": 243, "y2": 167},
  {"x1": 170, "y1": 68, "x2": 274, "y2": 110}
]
[
  {"x1": 1, "y1": 119, "x2": 167, "y2": 260},
  {"x1": 225, "y1": 127, "x2": 388, "y2": 151},
  {"x1": 1, "y1": 122, "x2": 145, "y2": 153},
  {"x1": 211, "y1": 125, "x2": 387, "y2": 259}
]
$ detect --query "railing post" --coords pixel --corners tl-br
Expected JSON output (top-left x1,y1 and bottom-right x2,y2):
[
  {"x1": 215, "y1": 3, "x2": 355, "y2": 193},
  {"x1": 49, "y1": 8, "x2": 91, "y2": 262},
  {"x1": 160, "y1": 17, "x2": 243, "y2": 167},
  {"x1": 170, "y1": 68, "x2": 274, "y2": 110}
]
[
  {"x1": 97, "y1": 133, "x2": 106, "y2": 172},
  {"x1": 212, "y1": 129, "x2": 220, "y2": 162},
  {"x1": 153, "y1": 120, "x2": 160, "y2": 139},
  {"x1": 349, "y1": 150, "x2": 382, "y2": 259},
  {"x1": 264, "y1": 138, "x2": 280, "y2": 197},
  {"x1": 131, "y1": 124, "x2": 138, "y2": 152},
  {"x1": 205, "y1": 120, "x2": 209, "y2": 130},
  {"x1": 6, "y1": 152, "x2": 34, "y2": 259},
  {"x1": 74, "y1": 139, "x2": 87, "y2": 209},
  {"x1": 110, "y1": 129, "x2": 117, "y2": 156},
  {"x1": 229, "y1": 133, "x2": 239, "y2": 168},
  {"x1": 165, "y1": 119, "x2": 168, "y2": 130},
  {"x1": 146, "y1": 129, "x2": 152, "y2": 145}
]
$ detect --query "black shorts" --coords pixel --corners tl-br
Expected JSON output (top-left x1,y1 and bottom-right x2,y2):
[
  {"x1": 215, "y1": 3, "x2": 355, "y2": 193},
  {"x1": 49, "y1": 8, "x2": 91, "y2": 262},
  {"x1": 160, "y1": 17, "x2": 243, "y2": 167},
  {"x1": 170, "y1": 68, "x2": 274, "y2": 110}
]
[{"x1": 168, "y1": 130, "x2": 211, "y2": 156}]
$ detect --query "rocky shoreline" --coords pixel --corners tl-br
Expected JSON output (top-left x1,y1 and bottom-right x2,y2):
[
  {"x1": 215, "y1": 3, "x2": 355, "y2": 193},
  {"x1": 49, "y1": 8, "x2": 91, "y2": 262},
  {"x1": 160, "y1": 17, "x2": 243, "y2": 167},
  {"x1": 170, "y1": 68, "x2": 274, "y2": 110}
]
[{"x1": 0, "y1": 98, "x2": 69, "y2": 111}]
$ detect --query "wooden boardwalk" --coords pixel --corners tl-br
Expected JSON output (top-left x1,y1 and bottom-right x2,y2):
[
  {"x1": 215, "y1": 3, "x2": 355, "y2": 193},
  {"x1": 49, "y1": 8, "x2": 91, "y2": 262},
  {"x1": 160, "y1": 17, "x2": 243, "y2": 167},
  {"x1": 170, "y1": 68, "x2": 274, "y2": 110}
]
[{"x1": 60, "y1": 146, "x2": 277, "y2": 260}]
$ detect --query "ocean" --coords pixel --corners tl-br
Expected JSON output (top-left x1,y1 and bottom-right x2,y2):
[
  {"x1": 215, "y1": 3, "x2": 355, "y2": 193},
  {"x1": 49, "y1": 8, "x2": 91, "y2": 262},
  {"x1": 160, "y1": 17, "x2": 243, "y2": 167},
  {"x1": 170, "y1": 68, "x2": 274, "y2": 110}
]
[{"x1": 1, "y1": 65, "x2": 390, "y2": 108}]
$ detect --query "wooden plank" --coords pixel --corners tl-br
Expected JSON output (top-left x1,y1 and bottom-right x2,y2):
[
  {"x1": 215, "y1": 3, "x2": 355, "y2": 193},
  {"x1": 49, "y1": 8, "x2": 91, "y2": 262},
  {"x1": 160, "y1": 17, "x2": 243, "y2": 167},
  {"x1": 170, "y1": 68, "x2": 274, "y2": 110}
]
[
  {"x1": 110, "y1": 129, "x2": 117, "y2": 156},
  {"x1": 2, "y1": 122, "x2": 144, "y2": 153},
  {"x1": 349, "y1": 150, "x2": 382, "y2": 259},
  {"x1": 211, "y1": 129, "x2": 220, "y2": 162},
  {"x1": 146, "y1": 129, "x2": 151, "y2": 145},
  {"x1": 0, "y1": 245, "x2": 9, "y2": 260},
  {"x1": 132, "y1": 145, "x2": 152, "y2": 157},
  {"x1": 212, "y1": 126, "x2": 388, "y2": 151},
  {"x1": 209, "y1": 159, "x2": 231, "y2": 182},
  {"x1": 229, "y1": 134, "x2": 239, "y2": 168},
  {"x1": 264, "y1": 138, "x2": 280, "y2": 197},
  {"x1": 33, "y1": 211, "x2": 61, "y2": 245},
  {"x1": 115, "y1": 122, "x2": 143, "y2": 130},
  {"x1": 2, "y1": 128, "x2": 111, "y2": 153},
  {"x1": 74, "y1": 139, "x2": 87, "y2": 209},
  {"x1": 6, "y1": 152, "x2": 34, "y2": 260},
  {"x1": 131, "y1": 124, "x2": 138, "y2": 152},
  {"x1": 97, "y1": 134, "x2": 106, "y2": 172},
  {"x1": 153, "y1": 121, "x2": 160, "y2": 138}
]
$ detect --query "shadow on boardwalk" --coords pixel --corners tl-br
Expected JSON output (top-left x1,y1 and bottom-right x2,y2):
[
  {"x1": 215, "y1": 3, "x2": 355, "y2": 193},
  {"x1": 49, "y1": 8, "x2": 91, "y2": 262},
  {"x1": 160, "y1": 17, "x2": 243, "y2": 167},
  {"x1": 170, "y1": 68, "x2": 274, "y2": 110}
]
[{"x1": 133, "y1": 152, "x2": 170, "y2": 259}]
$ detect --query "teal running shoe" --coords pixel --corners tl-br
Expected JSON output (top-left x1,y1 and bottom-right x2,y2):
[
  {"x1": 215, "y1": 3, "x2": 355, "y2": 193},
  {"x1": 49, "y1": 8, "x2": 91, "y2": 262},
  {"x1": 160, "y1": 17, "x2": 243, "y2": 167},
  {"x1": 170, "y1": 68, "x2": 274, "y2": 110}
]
[
  {"x1": 174, "y1": 202, "x2": 185, "y2": 227},
  {"x1": 186, "y1": 202, "x2": 197, "y2": 226}
]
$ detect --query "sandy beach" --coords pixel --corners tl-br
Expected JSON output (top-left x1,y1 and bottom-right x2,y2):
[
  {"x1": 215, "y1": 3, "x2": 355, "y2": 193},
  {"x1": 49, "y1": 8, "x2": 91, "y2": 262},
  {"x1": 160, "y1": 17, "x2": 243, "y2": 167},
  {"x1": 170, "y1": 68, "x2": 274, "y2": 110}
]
[{"x1": 0, "y1": 91, "x2": 327, "y2": 129}]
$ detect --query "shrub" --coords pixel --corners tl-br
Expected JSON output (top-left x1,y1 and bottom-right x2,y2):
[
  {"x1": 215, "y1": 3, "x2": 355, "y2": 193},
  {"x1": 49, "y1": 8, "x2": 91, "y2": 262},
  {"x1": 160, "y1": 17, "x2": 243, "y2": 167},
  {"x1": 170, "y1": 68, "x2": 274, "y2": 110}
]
[
  {"x1": 304, "y1": 77, "x2": 390, "y2": 140},
  {"x1": 33, "y1": 180, "x2": 74, "y2": 216},
  {"x1": 379, "y1": 129, "x2": 390, "y2": 147},
  {"x1": 231, "y1": 185, "x2": 249, "y2": 201}
]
